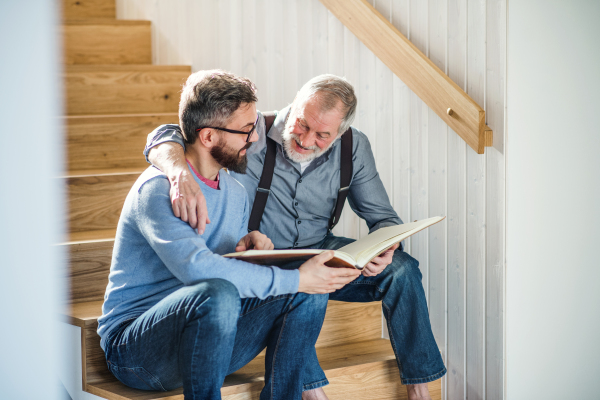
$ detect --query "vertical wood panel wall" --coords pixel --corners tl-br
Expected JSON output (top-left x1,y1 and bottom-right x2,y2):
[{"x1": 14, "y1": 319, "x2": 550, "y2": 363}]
[{"x1": 115, "y1": 1, "x2": 506, "y2": 398}]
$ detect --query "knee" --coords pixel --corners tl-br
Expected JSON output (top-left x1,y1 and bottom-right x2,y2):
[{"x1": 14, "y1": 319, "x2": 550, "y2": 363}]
[
  {"x1": 292, "y1": 293, "x2": 330, "y2": 316},
  {"x1": 187, "y1": 279, "x2": 241, "y2": 331},
  {"x1": 389, "y1": 252, "x2": 422, "y2": 282}
]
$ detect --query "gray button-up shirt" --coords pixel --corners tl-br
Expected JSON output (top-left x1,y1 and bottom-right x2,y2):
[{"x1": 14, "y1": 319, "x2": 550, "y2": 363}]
[{"x1": 144, "y1": 105, "x2": 402, "y2": 249}]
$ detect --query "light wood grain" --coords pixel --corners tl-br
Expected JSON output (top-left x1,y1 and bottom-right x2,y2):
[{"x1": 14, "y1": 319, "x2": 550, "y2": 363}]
[
  {"x1": 63, "y1": 0, "x2": 115, "y2": 19},
  {"x1": 319, "y1": 0, "x2": 492, "y2": 154},
  {"x1": 66, "y1": 113, "x2": 178, "y2": 172},
  {"x1": 82, "y1": 337, "x2": 441, "y2": 400},
  {"x1": 63, "y1": 20, "x2": 152, "y2": 65},
  {"x1": 64, "y1": 65, "x2": 191, "y2": 115},
  {"x1": 69, "y1": 228, "x2": 117, "y2": 243},
  {"x1": 62, "y1": 240, "x2": 114, "y2": 303},
  {"x1": 66, "y1": 171, "x2": 140, "y2": 233}
]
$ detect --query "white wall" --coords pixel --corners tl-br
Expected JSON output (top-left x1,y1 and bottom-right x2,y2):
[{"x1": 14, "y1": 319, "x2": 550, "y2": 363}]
[
  {"x1": 0, "y1": 0, "x2": 65, "y2": 399},
  {"x1": 506, "y1": 1, "x2": 600, "y2": 398},
  {"x1": 117, "y1": 1, "x2": 507, "y2": 399}
]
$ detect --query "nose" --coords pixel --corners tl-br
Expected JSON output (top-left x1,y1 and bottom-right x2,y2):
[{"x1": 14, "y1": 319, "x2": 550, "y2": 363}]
[
  {"x1": 247, "y1": 128, "x2": 259, "y2": 143},
  {"x1": 298, "y1": 130, "x2": 317, "y2": 148}
]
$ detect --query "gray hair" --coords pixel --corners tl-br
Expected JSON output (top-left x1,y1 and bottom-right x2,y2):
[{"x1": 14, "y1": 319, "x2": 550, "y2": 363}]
[
  {"x1": 179, "y1": 69, "x2": 258, "y2": 145},
  {"x1": 295, "y1": 74, "x2": 357, "y2": 135}
]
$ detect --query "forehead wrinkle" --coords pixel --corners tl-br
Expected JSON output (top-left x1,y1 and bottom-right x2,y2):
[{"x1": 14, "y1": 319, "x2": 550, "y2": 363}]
[{"x1": 299, "y1": 110, "x2": 334, "y2": 136}]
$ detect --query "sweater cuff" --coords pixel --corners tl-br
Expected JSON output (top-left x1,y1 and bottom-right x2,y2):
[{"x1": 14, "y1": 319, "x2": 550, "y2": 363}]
[{"x1": 274, "y1": 268, "x2": 300, "y2": 294}]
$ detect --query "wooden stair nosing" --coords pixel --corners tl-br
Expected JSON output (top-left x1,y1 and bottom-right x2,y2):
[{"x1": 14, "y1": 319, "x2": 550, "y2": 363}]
[
  {"x1": 63, "y1": 19, "x2": 151, "y2": 26},
  {"x1": 82, "y1": 339, "x2": 402, "y2": 400},
  {"x1": 63, "y1": 300, "x2": 382, "y2": 347},
  {"x1": 68, "y1": 229, "x2": 118, "y2": 243}
]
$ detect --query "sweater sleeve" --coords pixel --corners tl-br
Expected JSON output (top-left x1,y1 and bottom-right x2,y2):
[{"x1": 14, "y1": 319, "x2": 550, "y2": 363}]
[
  {"x1": 144, "y1": 124, "x2": 186, "y2": 163},
  {"x1": 135, "y1": 177, "x2": 299, "y2": 299}
]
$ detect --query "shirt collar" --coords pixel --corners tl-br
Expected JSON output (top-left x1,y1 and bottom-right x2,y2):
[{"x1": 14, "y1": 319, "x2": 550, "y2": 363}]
[{"x1": 266, "y1": 105, "x2": 291, "y2": 145}]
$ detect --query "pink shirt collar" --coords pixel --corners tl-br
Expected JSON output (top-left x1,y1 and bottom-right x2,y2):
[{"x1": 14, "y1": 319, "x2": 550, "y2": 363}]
[{"x1": 186, "y1": 160, "x2": 220, "y2": 190}]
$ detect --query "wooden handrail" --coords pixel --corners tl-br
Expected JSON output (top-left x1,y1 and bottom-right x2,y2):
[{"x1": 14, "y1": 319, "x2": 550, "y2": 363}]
[{"x1": 319, "y1": 0, "x2": 493, "y2": 154}]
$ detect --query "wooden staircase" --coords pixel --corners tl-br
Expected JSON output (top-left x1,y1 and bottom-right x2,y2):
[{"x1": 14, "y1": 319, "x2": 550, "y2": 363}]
[{"x1": 59, "y1": 0, "x2": 441, "y2": 398}]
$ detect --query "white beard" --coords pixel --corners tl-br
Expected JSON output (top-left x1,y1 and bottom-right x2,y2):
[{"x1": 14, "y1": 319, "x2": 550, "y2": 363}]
[{"x1": 281, "y1": 120, "x2": 340, "y2": 164}]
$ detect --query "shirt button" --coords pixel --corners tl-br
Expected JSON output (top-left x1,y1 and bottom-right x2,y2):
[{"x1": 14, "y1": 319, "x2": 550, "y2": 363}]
[
  {"x1": 295, "y1": 201, "x2": 298, "y2": 206},
  {"x1": 297, "y1": 220, "x2": 302, "y2": 224},
  {"x1": 294, "y1": 242, "x2": 299, "y2": 247},
  {"x1": 298, "y1": 179, "x2": 303, "y2": 183}
]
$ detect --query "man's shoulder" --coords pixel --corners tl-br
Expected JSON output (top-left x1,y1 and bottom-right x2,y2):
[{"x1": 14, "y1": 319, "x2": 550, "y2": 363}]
[
  {"x1": 133, "y1": 166, "x2": 169, "y2": 195},
  {"x1": 220, "y1": 170, "x2": 249, "y2": 198}
]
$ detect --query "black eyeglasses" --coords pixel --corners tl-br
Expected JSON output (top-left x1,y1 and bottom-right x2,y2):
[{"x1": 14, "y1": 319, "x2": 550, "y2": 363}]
[{"x1": 195, "y1": 115, "x2": 259, "y2": 143}]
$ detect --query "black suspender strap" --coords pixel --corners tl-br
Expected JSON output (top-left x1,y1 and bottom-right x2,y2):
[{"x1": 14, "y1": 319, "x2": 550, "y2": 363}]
[
  {"x1": 328, "y1": 128, "x2": 353, "y2": 232},
  {"x1": 248, "y1": 112, "x2": 277, "y2": 232},
  {"x1": 248, "y1": 112, "x2": 354, "y2": 234}
]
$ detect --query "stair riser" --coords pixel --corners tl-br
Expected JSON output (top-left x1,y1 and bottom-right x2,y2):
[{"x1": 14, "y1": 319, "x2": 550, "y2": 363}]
[
  {"x1": 66, "y1": 114, "x2": 178, "y2": 172},
  {"x1": 63, "y1": 23, "x2": 152, "y2": 65},
  {"x1": 65, "y1": 67, "x2": 190, "y2": 115},
  {"x1": 63, "y1": 0, "x2": 116, "y2": 19},
  {"x1": 66, "y1": 173, "x2": 138, "y2": 234},
  {"x1": 66, "y1": 240, "x2": 113, "y2": 303}
]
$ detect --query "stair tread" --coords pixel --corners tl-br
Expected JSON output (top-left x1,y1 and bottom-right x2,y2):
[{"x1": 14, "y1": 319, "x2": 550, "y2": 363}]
[
  {"x1": 63, "y1": 19, "x2": 151, "y2": 25},
  {"x1": 65, "y1": 64, "x2": 191, "y2": 72},
  {"x1": 85, "y1": 339, "x2": 396, "y2": 400},
  {"x1": 65, "y1": 167, "x2": 145, "y2": 178},
  {"x1": 68, "y1": 229, "x2": 117, "y2": 243},
  {"x1": 64, "y1": 112, "x2": 178, "y2": 120}
]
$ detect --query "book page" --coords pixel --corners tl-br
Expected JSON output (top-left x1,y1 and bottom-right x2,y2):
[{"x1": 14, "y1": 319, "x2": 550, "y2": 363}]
[
  {"x1": 223, "y1": 249, "x2": 358, "y2": 269},
  {"x1": 337, "y1": 217, "x2": 445, "y2": 267}
]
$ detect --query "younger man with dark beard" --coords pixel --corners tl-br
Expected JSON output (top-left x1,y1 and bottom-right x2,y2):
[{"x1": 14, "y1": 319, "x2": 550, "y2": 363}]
[{"x1": 98, "y1": 70, "x2": 360, "y2": 400}]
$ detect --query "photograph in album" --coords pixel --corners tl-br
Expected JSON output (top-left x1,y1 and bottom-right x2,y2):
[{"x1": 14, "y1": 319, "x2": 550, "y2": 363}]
[{"x1": 224, "y1": 216, "x2": 445, "y2": 269}]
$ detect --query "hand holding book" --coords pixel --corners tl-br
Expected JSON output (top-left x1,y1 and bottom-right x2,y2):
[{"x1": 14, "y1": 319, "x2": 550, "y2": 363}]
[{"x1": 224, "y1": 216, "x2": 446, "y2": 270}]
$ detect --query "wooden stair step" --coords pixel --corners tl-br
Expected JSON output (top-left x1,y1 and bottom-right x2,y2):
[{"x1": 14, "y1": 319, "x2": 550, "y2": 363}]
[
  {"x1": 66, "y1": 113, "x2": 178, "y2": 173},
  {"x1": 63, "y1": 299, "x2": 382, "y2": 349},
  {"x1": 65, "y1": 65, "x2": 191, "y2": 115},
  {"x1": 62, "y1": 0, "x2": 116, "y2": 20},
  {"x1": 82, "y1": 335, "x2": 440, "y2": 400},
  {"x1": 65, "y1": 169, "x2": 142, "y2": 235},
  {"x1": 63, "y1": 19, "x2": 152, "y2": 65},
  {"x1": 65, "y1": 300, "x2": 391, "y2": 398}
]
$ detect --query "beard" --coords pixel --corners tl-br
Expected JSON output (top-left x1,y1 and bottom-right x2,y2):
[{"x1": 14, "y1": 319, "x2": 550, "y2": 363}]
[
  {"x1": 210, "y1": 137, "x2": 252, "y2": 174},
  {"x1": 281, "y1": 120, "x2": 340, "y2": 164},
  {"x1": 281, "y1": 119, "x2": 323, "y2": 163}
]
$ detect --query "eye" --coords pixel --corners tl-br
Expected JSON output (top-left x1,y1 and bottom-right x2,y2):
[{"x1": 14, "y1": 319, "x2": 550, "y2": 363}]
[
  {"x1": 298, "y1": 120, "x2": 309, "y2": 131},
  {"x1": 317, "y1": 133, "x2": 327, "y2": 140}
]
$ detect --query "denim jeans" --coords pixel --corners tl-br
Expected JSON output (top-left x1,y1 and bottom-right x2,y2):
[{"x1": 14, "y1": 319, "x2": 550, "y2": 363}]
[
  {"x1": 308, "y1": 233, "x2": 447, "y2": 385},
  {"x1": 104, "y1": 278, "x2": 329, "y2": 400}
]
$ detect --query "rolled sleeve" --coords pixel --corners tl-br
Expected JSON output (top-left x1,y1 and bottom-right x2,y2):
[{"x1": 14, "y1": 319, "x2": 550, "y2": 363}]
[{"x1": 143, "y1": 124, "x2": 186, "y2": 163}]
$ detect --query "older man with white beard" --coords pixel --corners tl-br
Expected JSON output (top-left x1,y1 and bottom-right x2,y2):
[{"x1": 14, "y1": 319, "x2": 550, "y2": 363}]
[{"x1": 143, "y1": 74, "x2": 446, "y2": 400}]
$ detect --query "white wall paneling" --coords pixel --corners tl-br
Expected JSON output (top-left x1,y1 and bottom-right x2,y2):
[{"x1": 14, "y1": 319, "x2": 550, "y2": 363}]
[{"x1": 115, "y1": 1, "x2": 506, "y2": 398}]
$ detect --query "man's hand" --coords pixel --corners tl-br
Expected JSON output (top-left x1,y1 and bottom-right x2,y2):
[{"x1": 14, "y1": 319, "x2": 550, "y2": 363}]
[
  {"x1": 298, "y1": 251, "x2": 361, "y2": 294},
  {"x1": 362, "y1": 243, "x2": 399, "y2": 277},
  {"x1": 170, "y1": 169, "x2": 211, "y2": 234},
  {"x1": 235, "y1": 231, "x2": 274, "y2": 252}
]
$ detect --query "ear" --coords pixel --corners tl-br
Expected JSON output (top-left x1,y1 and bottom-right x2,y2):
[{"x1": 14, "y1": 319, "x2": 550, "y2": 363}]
[{"x1": 197, "y1": 128, "x2": 219, "y2": 148}]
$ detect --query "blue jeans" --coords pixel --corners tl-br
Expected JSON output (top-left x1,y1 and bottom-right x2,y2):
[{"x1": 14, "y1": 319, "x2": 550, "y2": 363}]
[
  {"x1": 308, "y1": 234, "x2": 447, "y2": 385},
  {"x1": 104, "y1": 278, "x2": 329, "y2": 400}
]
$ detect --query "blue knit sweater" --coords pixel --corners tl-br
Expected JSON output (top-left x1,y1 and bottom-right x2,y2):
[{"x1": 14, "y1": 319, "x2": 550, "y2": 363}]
[{"x1": 97, "y1": 166, "x2": 300, "y2": 349}]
